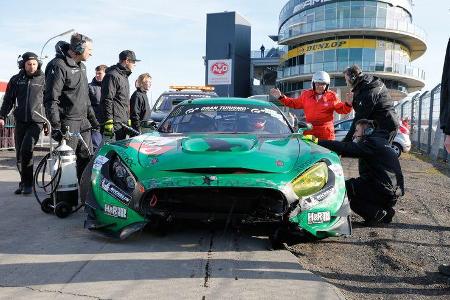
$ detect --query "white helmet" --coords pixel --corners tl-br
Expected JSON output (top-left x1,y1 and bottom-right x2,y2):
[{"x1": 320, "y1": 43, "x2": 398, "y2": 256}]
[{"x1": 311, "y1": 71, "x2": 330, "y2": 92}]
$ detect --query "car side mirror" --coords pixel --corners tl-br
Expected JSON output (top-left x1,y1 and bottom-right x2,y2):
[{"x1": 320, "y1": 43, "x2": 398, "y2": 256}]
[
  {"x1": 296, "y1": 121, "x2": 313, "y2": 134},
  {"x1": 141, "y1": 120, "x2": 158, "y2": 130}
]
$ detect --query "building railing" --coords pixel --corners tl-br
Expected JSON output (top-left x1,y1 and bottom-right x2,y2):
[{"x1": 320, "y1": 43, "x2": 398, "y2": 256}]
[
  {"x1": 278, "y1": 62, "x2": 426, "y2": 81},
  {"x1": 396, "y1": 83, "x2": 449, "y2": 163},
  {"x1": 279, "y1": 17, "x2": 426, "y2": 43}
]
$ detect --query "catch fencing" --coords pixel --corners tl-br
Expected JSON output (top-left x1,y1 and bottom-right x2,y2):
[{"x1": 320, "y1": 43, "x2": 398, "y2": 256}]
[{"x1": 396, "y1": 83, "x2": 449, "y2": 163}]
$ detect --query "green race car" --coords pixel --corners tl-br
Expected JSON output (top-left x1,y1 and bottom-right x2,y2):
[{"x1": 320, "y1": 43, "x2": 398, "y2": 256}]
[{"x1": 81, "y1": 98, "x2": 351, "y2": 240}]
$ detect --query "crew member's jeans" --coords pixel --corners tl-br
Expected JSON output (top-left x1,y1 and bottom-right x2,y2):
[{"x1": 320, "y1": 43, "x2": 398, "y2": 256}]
[{"x1": 15, "y1": 122, "x2": 43, "y2": 188}]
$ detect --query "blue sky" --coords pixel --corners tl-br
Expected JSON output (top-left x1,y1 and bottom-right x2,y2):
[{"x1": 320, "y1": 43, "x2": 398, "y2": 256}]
[{"x1": 0, "y1": 0, "x2": 448, "y2": 104}]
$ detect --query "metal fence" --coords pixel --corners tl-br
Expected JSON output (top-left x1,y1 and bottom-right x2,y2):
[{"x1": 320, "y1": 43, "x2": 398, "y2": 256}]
[{"x1": 396, "y1": 83, "x2": 449, "y2": 162}]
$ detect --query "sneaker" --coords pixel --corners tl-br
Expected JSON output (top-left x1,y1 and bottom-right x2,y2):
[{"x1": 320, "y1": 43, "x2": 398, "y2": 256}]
[
  {"x1": 363, "y1": 210, "x2": 388, "y2": 226},
  {"x1": 381, "y1": 207, "x2": 396, "y2": 224},
  {"x1": 438, "y1": 264, "x2": 450, "y2": 276},
  {"x1": 22, "y1": 186, "x2": 32, "y2": 195}
]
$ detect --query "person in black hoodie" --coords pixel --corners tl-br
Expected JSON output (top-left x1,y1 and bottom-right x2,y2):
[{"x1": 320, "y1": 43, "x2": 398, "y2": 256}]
[
  {"x1": 88, "y1": 64, "x2": 107, "y2": 150},
  {"x1": 130, "y1": 73, "x2": 152, "y2": 134},
  {"x1": 101, "y1": 50, "x2": 140, "y2": 140},
  {"x1": 438, "y1": 38, "x2": 450, "y2": 278},
  {"x1": 0, "y1": 52, "x2": 46, "y2": 194},
  {"x1": 44, "y1": 33, "x2": 99, "y2": 180},
  {"x1": 342, "y1": 65, "x2": 399, "y2": 143},
  {"x1": 318, "y1": 119, "x2": 404, "y2": 225}
]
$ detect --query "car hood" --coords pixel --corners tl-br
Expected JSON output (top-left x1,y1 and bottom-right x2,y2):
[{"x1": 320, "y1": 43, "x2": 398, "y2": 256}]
[{"x1": 114, "y1": 133, "x2": 301, "y2": 175}]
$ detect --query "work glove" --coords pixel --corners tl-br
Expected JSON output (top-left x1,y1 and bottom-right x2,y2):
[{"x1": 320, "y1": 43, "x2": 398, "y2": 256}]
[
  {"x1": 90, "y1": 118, "x2": 100, "y2": 130},
  {"x1": 0, "y1": 118, "x2": 4, "y2": 128},
  {"x1": 302, "y1": 134, "x2": 318, "y2": 144},
  {"x1": 103, "y1": 119, "x2": 114, "y2": 137},
  {"x1": 128, "y1": 119, "x2": 132, "y2": 127},
  {"x1": 51, "y1": 129, "x2": 63, "y2": 143}
]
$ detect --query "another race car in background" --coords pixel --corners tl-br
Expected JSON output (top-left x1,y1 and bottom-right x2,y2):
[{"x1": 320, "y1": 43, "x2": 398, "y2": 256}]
[
  {"x1": 149, "y1": 86, "x2": 218, "y2": 123},
  {"x1": 334, "y1": 118, "x2": 411, "y2": 157},
  {"x1": 82, "y1": 98, "x2": 351, "y2": 241}
]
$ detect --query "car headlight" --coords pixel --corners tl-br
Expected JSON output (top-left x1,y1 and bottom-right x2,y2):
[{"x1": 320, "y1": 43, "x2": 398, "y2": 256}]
[
  {"x1": 292, "y1": 162, "x2": 328, "y2": 198},
  {"x1": 110, "y1": 156, "x2": 136, "y2": 192}
]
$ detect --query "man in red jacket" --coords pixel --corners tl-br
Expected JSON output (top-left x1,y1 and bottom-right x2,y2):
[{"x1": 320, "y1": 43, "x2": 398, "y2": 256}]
[{"x1": 270, "y1": 71, "x2": 352, "y2": 140}]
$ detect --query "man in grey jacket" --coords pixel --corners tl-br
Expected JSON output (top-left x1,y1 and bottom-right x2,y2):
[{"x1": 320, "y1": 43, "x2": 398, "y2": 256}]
[{"x1": 101, "y1": 50, "x2": 140, "y2": 140}]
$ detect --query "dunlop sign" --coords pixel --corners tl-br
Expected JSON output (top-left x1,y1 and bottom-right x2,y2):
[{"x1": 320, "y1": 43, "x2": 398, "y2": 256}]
[{"x1": 282, "y1": 40, "x2": 347, "y2": 61}]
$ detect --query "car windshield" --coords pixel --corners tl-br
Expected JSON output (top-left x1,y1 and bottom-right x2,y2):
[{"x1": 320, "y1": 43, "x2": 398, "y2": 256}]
[
  {"x1": 154, "y1": 94, "x2": 216, "y2": 112},
  {"x1": 159, "y1": 103, "x2": 292, "y2": 134}
]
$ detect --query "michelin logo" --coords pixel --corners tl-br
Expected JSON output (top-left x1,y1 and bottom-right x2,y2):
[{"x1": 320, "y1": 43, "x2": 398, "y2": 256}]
[{"x1": 101, "y1": 178, "x2": 131, "y2": 204}]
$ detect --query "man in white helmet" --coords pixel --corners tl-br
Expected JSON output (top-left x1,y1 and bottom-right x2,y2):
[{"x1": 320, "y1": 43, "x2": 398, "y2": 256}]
[{"x1": 271, "y1": 71, "x2": 352, "y2": 140}]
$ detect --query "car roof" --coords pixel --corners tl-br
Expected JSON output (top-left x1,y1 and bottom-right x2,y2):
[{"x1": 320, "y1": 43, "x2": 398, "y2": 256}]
[{"x1": 180, "y1": 97, "x2": 275, "y2": 107}]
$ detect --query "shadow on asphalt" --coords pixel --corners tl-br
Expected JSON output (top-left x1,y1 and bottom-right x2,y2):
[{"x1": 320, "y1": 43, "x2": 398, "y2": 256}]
[{"x1": 312, "y1": 271, "x2": 450, "y2": 297}]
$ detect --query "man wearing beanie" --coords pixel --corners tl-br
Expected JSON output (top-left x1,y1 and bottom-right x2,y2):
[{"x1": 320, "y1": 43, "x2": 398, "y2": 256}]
[
  {"x1": 0, "y1": 52, "x2": 46, "y2": 195},
  {"x1": 101, "y1": 50, "x2": 140, "y2": 140},
  {"x1": 44, "y1": 33, "x2": 99, "y2": 180}
]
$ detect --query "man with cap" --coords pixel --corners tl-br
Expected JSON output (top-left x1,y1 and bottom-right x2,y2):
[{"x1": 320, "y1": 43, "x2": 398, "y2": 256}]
[
  {"x1": 101, "y1": 50, "x2": 140, "y2": 140},
  {"x1": 44, "y1": 33, "x2": 99, "y2": 180},
  {"x1": 0, "y1": 52, "x2": 46, "y2": 194},
  {"x1": 342, "y1": 64, "x2": 399, "y2": 143}
]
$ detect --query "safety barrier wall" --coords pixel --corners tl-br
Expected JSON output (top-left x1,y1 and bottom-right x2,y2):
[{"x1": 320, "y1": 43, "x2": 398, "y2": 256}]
[{"x1": 397, "y1": 83, "x2": 449, "y2": 163}]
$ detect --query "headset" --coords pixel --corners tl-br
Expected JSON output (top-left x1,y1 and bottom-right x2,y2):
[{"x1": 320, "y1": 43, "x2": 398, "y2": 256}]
[
  {"x1": 345, "y1": 68, "x2": 360, "y2": 85},
  {"x1": 17, "y1": 53, "x2": 42, "y2": 70},
  {"x1": 363, "y1": 120, "x2": 376, "y2": 136},
  {"x1": 71, "y1": 33, "x2": 87, "y2": 55}
]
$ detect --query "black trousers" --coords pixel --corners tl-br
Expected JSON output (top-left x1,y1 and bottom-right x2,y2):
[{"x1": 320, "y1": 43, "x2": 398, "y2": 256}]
[
  {"x1": 345, "y1": 177, "x2": 397, "y2": 221},
  {"x1": 62, "y1": 119, "x2": 93, "y2": 181},
  {"x1": 15, "y1": 122, "x2": 43, "y2": 188}
]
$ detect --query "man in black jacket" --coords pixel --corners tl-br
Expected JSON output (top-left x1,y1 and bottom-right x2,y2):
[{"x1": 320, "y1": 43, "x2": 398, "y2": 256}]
[
  {"x1": 342, "y1": 65, "x2": 399, "y2": 143},
  {"x1": 440, "y1": 38, "x2": 450, "y2": 155},
  {"x1": 101, "y1": 50, "x2": 140, "y2": 140},
  {"x1": 130, "y1": 73, "x2": 152, "y2": 134},
  {"x1": 0, "y1": 52, "x2": 46, "y2": 194},
  {"x1": 44, "y1": 33, "x2": 99, "y2": 180},
  {"x1": 319, "y1": 119, "x2": 404, "y2": 225},
  {"x1": 438, "y1": 38, "x2": 450, "y2": 278},
  {"x1": 88, "y1": 64, "x2": 107, "y2": 150}
]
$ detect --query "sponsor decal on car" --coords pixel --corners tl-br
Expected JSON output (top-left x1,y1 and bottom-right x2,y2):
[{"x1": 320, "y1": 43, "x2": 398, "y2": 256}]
[
  {"x1": 104, "y1": 204, "x2": 127, "y2": 219},
  {"x1": 93, "y1": 155, "x2": 109, "y2": 170},
  {"x1": 128, "y1": 136, "x2": 183, "y2": 156},
  {"x1": 307, "y1": 211, "x2": 331, "y2": 224},
  {"x1": 310, "y1": 186, "x2": 335, "y2": 202},
  {"x1": 101, "y1": 178, "x2": 131, "y2": 204}
]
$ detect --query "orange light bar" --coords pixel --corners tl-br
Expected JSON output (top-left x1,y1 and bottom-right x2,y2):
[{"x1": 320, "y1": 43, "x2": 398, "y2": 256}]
[{"x1": 169, "y1": 85, "x2": 215, "y2": 92}]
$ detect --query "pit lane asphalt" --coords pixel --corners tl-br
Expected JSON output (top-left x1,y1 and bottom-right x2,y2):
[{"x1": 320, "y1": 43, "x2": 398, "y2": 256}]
[{"x1": 0, "y1": 151, "x2": 343, "y2": 300}]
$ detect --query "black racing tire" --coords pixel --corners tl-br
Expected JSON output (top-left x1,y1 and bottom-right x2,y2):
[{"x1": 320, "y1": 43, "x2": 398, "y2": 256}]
[
  {"x1": 391, "y1": 142, "x2": 402, "y2": 157},
  {"x1": 41, "y1": 198, "x2": 54, "y2": 214},
  {"x1": 55, "y1": 202, "x2": 72, "y2": 218}
]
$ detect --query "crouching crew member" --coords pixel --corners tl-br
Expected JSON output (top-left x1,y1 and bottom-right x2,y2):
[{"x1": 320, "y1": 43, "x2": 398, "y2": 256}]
[
  {"x1": 318, "y1": 119, "x2": 404, "y2": 225},
  {"x1": 0, "y1": 52, "x2": 46, "y2": 195}
]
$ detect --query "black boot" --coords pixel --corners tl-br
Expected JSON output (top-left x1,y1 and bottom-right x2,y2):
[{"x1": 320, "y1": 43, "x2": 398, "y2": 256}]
[{"x1": 14, "y1": 183, "x2": 23, "y2": 195}]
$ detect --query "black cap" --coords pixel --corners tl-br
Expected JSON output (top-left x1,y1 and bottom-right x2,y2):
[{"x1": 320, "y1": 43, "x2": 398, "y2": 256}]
[
  {"x1": 22, "y1": 52, "x2": 39, "y2": 62},
  {"x1": 119, "y1": 50, "x2": 140, "y2": 62}
]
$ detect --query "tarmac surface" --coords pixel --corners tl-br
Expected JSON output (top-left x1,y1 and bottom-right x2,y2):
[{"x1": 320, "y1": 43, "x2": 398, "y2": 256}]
[{"x1": 0, "y1": 151, "x2": 344, "y2": 300}]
